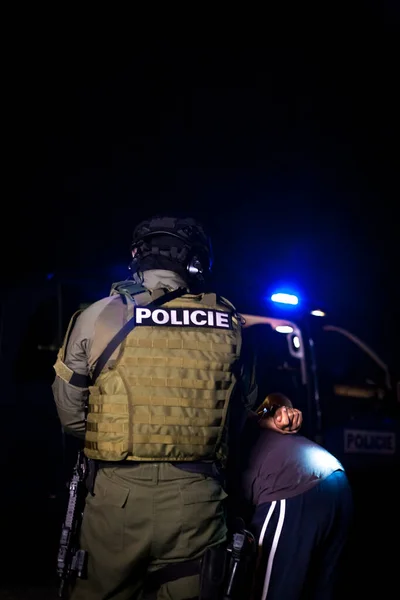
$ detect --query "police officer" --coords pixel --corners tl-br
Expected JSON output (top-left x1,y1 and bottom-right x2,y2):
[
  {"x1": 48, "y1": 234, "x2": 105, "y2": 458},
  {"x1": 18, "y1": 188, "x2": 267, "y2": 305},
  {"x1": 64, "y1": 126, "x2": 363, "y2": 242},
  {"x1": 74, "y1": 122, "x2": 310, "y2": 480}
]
[{"x1": 52, "y1": 215, "x2": 300, "y2": 600}]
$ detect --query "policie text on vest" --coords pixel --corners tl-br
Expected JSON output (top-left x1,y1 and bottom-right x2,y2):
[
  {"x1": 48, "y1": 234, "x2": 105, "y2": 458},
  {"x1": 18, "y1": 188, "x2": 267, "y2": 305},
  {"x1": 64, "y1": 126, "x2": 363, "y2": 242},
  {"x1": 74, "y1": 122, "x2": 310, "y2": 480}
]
[{"x1": 134, "y1": 307, "x2": 233, "y2": 329}]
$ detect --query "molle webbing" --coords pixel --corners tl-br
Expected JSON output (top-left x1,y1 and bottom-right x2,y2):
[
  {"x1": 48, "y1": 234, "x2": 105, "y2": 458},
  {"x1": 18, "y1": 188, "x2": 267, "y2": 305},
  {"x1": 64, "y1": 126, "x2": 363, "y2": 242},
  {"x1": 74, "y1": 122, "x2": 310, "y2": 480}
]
[{"x1": 84, "y1": 292, "x2": 241, "y2": 463}]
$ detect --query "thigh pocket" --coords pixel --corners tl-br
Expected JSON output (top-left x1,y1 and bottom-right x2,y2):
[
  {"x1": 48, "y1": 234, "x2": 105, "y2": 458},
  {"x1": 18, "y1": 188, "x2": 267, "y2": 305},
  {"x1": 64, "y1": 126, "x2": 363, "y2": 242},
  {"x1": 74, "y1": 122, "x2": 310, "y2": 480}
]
[
  {"x1": 180, "y1": 478, "x2": 228, "y2": 553},
  {"x1": 83, "y1": 470, "x2": 130, "y2": 553}
]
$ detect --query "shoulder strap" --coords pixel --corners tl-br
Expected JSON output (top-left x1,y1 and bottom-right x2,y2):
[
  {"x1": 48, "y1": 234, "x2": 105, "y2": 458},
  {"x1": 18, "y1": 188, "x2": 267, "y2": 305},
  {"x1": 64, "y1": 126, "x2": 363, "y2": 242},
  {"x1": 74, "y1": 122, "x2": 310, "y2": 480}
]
[
  {"x1": 91, "y1": 287, "x2": 187, "y2": 384},
  {"x1": 109, "y1": 280, "x2": 147, "y2": 299}
]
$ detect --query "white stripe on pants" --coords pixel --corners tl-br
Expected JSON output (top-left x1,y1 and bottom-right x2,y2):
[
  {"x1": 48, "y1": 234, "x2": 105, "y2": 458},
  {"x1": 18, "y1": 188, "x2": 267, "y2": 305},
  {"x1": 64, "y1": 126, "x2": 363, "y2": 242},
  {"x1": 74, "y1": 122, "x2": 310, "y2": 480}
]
[{"x1": 256, "y1": 499, "x2": 286, "y2": 600}]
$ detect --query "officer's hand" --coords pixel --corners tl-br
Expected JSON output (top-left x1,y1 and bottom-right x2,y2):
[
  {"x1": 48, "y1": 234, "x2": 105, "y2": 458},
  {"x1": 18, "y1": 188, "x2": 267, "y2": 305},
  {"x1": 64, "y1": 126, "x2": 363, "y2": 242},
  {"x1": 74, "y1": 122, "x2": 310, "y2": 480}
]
[{"x1": 260, "y1": 406, "x2": 303, "y2": 434}]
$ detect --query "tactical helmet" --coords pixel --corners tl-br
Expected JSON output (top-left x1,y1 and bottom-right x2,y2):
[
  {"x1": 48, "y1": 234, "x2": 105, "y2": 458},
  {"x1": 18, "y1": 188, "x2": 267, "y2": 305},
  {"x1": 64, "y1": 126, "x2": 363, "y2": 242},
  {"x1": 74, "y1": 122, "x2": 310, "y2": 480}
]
[{"x1": 130, "y1": 215, "x2": 213, "y2": 280}]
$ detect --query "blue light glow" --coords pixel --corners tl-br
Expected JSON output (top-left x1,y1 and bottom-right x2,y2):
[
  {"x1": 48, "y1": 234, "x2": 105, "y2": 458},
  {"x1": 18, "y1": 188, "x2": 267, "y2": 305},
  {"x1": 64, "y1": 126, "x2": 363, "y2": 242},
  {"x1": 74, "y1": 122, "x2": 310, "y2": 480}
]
[
  {"x1": 302, "y1": 446, "x2": 343, "y2": 475},
  {"x1": 271, "y1": 292, "x2": 299, "y2": 305}
]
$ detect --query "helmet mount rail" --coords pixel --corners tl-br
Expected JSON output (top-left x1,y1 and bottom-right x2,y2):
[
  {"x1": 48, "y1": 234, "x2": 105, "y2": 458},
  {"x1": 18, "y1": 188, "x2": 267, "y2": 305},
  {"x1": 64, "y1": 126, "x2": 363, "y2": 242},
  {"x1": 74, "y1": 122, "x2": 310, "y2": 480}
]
[{"x1": 129, "y1": 216, "x2": 213, "y2": 282}]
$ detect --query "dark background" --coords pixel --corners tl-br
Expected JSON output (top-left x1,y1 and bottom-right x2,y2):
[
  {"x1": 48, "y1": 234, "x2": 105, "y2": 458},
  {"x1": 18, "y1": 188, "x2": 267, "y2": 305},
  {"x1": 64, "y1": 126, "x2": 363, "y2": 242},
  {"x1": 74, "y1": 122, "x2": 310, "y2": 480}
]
[
  {"x1": 4, "y1": 14, "x2": 399, "y2": 361},
  {"x1": 1, "y1": 7, "x2": 399, "y2": 599}
]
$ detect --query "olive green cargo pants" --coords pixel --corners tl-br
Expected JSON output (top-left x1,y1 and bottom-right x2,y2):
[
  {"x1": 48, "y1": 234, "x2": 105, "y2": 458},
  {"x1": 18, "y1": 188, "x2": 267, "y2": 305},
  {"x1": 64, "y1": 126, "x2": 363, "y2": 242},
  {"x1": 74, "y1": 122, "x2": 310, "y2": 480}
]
[{"x1": 71, "y1": 463, "x2": 228, "y2": 600}]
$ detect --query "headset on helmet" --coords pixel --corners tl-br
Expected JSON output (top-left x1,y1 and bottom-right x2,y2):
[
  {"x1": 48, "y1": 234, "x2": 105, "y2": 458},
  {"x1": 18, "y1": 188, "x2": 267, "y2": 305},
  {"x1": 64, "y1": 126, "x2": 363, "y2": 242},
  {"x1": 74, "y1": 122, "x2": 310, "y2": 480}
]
[{"x1": 130, "y1": 215, "x2": 213, "y2": 281}]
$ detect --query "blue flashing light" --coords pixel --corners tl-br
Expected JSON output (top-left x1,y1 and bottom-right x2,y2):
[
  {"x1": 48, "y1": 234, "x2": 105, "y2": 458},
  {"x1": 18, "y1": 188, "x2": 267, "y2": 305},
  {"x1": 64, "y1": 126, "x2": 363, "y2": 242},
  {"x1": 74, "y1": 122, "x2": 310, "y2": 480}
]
[{"x1": 271, "y1": 292, "x2": 299, "y2": 306}]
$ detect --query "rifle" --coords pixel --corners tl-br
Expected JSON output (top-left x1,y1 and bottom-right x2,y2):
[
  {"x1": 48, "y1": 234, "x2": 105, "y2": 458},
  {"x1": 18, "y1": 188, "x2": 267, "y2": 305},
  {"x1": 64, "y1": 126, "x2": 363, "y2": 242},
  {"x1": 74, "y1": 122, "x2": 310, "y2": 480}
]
[{"x1": 57, "y1": 449, "x2": 88, "y2": 598}]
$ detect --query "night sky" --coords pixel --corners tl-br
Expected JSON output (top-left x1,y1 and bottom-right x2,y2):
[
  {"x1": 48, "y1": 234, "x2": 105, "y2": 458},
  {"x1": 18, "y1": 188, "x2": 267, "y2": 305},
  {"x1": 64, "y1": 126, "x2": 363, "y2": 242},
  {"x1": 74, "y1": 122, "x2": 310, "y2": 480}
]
[{"x1": 4, "y1": 12, "x2": 399, "y2": 372}]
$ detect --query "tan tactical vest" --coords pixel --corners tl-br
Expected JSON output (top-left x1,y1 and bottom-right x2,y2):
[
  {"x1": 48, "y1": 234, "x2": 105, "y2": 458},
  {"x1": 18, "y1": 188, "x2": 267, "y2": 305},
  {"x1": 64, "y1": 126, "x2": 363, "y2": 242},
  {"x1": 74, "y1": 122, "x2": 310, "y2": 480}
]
[{"x1": 84, "y1": 292, "x2": 242, "y2": 463}]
